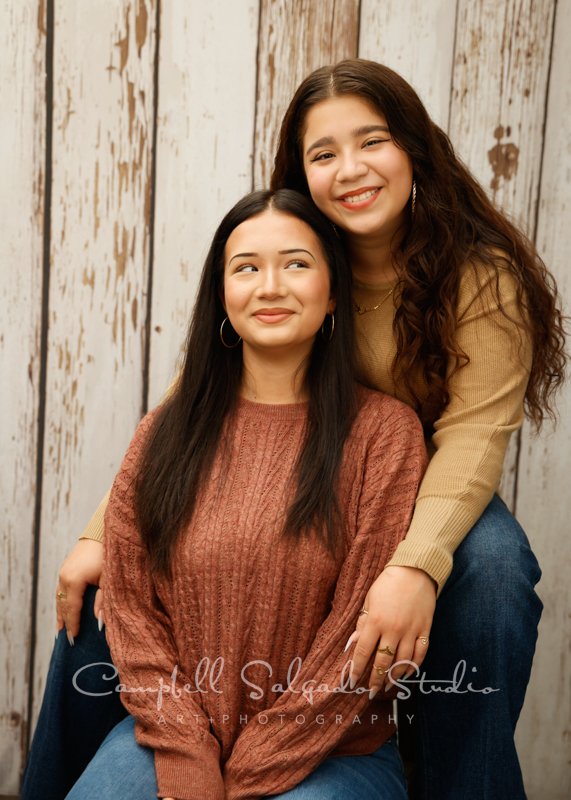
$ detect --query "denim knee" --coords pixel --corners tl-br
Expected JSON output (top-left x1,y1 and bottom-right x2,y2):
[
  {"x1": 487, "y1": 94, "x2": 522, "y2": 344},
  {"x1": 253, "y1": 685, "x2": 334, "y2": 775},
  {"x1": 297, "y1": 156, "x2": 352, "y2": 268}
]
[{"x1": 444, "y1": 495, "x2": 542, "y2": 613}]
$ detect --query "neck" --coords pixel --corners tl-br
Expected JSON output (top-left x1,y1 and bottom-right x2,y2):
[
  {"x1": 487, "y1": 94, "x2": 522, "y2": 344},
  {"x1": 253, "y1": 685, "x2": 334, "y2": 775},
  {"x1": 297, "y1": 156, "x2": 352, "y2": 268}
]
[
  {"x1": 346, "y1": 226, "x2": 406, "y2": 285},
  {"x1": 240, "y1": 344, "x2": 311, "y2": 404}
]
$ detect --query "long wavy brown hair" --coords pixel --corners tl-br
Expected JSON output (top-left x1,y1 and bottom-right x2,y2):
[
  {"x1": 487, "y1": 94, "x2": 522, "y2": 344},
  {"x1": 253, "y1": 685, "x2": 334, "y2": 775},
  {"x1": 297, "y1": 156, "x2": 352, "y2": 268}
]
[{"x1": 271, "y1": 59, "x2": 567, "y2": 430}]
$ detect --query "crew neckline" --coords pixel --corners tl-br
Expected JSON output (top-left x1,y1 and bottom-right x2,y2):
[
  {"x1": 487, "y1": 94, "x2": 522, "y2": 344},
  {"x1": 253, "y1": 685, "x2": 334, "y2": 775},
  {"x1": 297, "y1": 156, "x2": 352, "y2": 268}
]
[{"x1": 236, "y1": 395, "x2": 309, "y2": 420}]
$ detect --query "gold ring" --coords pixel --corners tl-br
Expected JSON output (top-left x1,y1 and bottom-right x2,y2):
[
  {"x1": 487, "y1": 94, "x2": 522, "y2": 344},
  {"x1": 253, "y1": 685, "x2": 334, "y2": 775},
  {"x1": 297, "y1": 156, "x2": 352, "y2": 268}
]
[
  {"x1": 358, "y1": 608, "x2": 369, "y2": 616},
  {"x1": 417, "y1": 636, "x2": 429, "y2": 646},
  {"x1": 377, "y1": 645, "x2": 395, "y2": 657},
  {"x1": 375, "y1": 666, "x2": 390, "y2": 677},
  {"x1": 57, "y1": 591, "x2": 67, "y2": 600}
]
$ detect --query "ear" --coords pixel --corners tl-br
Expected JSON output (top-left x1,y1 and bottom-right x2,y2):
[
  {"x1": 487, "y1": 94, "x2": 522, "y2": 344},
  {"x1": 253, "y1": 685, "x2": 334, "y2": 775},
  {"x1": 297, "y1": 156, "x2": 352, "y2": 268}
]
[
  {"x1": 327, "y1": 297, "x2": 336, "y2": 315},
  {"x1": 218, "y1": 286, "x2": 226, "y2": 313}
]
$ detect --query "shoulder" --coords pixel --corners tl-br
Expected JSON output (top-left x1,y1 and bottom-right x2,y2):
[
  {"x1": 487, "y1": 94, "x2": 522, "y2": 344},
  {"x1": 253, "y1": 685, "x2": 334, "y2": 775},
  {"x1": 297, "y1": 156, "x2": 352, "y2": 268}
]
[
  {"x1": 457, "y1": 250, "x2": 522, "y2": 319},
  {"x1": 352, "y1": 385, "x2": 424, "y2": 442}
]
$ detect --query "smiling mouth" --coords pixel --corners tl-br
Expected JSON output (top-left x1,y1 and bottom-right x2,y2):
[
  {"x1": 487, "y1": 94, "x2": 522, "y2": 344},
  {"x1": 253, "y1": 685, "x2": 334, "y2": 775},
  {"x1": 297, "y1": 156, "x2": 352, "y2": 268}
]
[
  {"x1": 253, "y1": 309, "x2": 294, "y2": 323},
  {"x1": 338, "y1": 187, "x2": 380, "y2": 204}
]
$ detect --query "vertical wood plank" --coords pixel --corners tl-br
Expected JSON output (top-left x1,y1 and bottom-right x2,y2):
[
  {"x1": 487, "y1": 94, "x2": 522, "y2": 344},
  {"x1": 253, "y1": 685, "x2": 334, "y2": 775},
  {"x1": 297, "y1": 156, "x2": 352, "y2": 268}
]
[
  {"x1": 254, "y1": 0, "x2": 360, "y2": 189},
  {"x1": 449, "y1": 0, "x2": 555, "y2": 508},
  {"x1": 358, "y1": 0, "x2": 457, "y2": 130},
  {"x1": 33, "y1": 0, "x2": 157, "y2": 720},
  {"x1": 148, "y1": 0, "x2": 259, "y2": 405},
  {"x1": 0, "y1": 1, "x2": 45, "y2": 791},
  {"x1": 513, "y1": 2, "x2": 571, "y2": 795}
]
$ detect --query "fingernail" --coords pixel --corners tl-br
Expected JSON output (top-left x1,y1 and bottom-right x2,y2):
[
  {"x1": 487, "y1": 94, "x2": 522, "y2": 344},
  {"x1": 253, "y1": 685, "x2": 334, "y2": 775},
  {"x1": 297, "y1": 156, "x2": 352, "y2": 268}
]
[
  {"x1": 385, "y1": 683, "x2": 392, "y2": 692},
  {"x1": 369, "y1": 687, "x2": 379, "y2": 700},
  {"x1": 98, "y1": 611, "x2": 104, "y2": 632},
  {"x1": 349, "y1": 674, "x2": 357, "y2": 690},
  {"x1": 343, "y1": 631, "x2": 358, "y2": 653},
  {"x1": 67, "y1": 632, "x2": 75, "y2": 647}
]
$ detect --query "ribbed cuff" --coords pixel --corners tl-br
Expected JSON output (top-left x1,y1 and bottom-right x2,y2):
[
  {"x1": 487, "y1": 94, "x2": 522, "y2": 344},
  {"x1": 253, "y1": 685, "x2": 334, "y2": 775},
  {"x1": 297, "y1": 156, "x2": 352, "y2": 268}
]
[
  {"x1": 155, "y1": 741, "x2": 225, "y2": 800},
  {"x1": 78, "y1": 490, "x2": 110, "y2": 543}
]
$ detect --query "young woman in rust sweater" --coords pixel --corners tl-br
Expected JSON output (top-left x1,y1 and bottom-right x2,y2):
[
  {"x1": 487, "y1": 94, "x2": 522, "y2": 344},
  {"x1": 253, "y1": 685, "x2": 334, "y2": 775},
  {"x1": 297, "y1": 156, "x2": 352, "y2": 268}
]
[{"x1": 61, "y1": 188, "x2": 427, "y2": 799}]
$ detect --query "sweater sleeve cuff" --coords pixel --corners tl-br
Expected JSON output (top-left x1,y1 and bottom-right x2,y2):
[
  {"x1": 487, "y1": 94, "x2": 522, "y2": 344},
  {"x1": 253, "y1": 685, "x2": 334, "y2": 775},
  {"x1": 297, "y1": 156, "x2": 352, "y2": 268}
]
[
  {"x1": 155, "y1": 740, "x2": 224, "y2": 800},
  {"x1": 386, "y1": 539, "x2": 453, "y2": 596},
  {"x1": 78, "y1": 490, "x2": 110, "y2": 543}
]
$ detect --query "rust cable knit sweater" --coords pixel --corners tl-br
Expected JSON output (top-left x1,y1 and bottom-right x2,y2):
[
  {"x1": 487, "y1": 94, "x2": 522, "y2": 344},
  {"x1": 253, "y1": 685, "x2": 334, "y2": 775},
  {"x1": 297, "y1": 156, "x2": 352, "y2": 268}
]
[{"x1": 102, "y1": 389, "x2": 427, "y2": 800}]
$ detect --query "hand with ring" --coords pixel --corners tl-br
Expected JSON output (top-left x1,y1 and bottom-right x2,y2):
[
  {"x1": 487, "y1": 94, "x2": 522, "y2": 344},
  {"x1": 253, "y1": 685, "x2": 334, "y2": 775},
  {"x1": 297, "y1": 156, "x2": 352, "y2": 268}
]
[
  {"x1": 56, "y1": 538, "x2": 105, "y2": 643},
  {"x1": 345, "y1": 565, "x2": 436, "y2": 696}
]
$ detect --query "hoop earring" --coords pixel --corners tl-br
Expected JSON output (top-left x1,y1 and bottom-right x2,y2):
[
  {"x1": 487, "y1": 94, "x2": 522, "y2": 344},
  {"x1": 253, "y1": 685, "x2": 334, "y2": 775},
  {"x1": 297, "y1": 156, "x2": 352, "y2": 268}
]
[
  {"x1": 411, "y1": 179, "x2": 417, "y2": 216},
  {"x1": 321, "y1": 312, "x2": 335, "y2": 342},
  {"x1": 220, "y1": 317, "x2": 242, "y2": 349}
]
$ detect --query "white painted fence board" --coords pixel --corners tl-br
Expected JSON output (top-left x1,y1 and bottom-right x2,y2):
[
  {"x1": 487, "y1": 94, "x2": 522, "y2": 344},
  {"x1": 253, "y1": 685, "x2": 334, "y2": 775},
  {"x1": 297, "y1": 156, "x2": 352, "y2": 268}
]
[
  {"x1": 0, "y1": 1, "x2": 45, "y2": 791},
  {"x1": 254, "y1": 0, "x2": 360, "y2": 189},
  {"x1": 513, "y1": 1, "x2": 571, "y2": 795},
  {"x1": 148, "y1": 0, "x2": 259, "y2": 406},
  {"x1": 358, "y1": 0, "x2": 457, "y2": 131},
  {"x1": 33, "y1": 0, "x2": 156, "y2": 722},
  {"x1": 449, "y1": 0, "x2": 555, "y2": 508}
]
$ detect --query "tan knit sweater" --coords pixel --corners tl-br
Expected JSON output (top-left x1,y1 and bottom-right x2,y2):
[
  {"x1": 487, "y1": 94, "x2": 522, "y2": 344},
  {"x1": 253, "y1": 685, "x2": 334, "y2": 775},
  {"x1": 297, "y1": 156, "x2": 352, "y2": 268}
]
[
  {"x1": 102, "y1": 389, "x2": 427, "y2": 799},
  {"x1": 88, "y1": 262, "x2": 531, "y2": 593}
]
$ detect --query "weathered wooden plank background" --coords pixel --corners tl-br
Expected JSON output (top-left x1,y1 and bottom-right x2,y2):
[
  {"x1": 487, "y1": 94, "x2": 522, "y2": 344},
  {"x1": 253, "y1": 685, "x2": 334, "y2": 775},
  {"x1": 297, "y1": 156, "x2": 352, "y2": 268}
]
[{"x1": 1, "y1": 0, "x2": 569, "y2": 796}]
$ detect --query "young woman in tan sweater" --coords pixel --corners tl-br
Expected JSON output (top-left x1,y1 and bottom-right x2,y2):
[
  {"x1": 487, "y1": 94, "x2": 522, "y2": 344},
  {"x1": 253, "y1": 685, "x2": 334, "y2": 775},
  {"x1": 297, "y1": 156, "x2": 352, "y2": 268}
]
[{"x1": 26, "y1": 60, "x2": 565, "y2": 800}]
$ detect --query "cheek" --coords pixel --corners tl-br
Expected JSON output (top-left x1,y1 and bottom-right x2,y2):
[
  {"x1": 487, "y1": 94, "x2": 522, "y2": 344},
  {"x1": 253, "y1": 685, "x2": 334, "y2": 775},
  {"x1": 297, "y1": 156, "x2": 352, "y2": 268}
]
[
  {"x1": 304, "y1": 166, "x2": 329, "y2": 208},
  {"x1": 304, "y1": 273, "x2": 332, "y2": 313}
]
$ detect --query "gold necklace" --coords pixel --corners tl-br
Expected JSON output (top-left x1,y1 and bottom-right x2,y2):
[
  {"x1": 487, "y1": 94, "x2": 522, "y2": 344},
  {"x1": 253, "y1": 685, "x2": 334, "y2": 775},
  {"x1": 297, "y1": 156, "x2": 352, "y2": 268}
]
[{"x1": 352, "y1": 287, "x2": 394, "y2": 315}]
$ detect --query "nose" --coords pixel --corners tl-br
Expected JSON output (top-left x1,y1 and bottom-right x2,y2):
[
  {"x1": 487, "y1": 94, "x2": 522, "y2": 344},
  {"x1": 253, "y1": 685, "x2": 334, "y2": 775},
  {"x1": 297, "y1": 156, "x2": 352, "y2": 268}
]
[
  {"x1": 336, "y1": 151, "x2": 368, "y2": 182},
  {"x1": 256, "y1": 266, "x2": 286, "y2": 298}
]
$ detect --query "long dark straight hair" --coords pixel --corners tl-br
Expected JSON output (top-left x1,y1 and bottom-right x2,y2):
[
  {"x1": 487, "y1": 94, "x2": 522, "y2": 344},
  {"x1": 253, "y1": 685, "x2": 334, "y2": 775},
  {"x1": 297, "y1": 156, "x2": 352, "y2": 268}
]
[
  {"x1": 135, "y1": 189, "x2": 357, "y2": 574},
  {"x1": 271, "y1": 59, "x2": 567, "y2": 430}
]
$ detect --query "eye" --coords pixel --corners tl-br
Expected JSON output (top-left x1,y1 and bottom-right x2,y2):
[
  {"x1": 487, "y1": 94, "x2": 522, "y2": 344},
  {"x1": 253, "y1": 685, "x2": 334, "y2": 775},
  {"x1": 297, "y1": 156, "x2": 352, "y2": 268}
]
[
  {"x1": 285, "y1": 259, "x2": 310, "y2": 270},
  {"x1": 235, "y1": 264, "x2": 258, "y2": 273},
  {"x1": 310, "y1": 151, "x2": 335, "y2": 163},
  {"x1": 363, "y1": 137, "x2": 389, "y2": 148}
]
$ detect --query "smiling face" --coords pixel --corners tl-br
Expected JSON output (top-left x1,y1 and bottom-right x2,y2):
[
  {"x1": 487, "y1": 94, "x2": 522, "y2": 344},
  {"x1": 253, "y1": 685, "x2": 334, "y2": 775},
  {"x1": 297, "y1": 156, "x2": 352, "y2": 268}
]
[
  {"x1": 223, "y1": 209, "x2": 334, "y2": 360},
  {"x1": 302, "y1": 95, "x2": 414, "y2": 244}
]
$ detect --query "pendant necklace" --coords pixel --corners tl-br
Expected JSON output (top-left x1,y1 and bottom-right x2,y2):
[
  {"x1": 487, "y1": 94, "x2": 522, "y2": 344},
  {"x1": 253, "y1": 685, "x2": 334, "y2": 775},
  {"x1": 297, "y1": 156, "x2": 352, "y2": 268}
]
[{"x1": 353, "y1": 287, "x2": 394, "y2": 315}]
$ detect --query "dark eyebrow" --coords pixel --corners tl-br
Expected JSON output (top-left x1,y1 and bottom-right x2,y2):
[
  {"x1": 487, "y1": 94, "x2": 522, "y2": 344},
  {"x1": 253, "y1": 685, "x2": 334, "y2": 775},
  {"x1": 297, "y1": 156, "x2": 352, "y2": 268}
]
[
  {"x1": 229, "y1": 248, "x2": 316, "y2": 264},
  {"x1": 278, "y1": 248, "x2": 316, "y2": 262},
  {"x1": 229, "y1": 252, "x2": 257, "y2": 264},
  {"x1": 305, "y1": 124, "x2": 390, "y2": 156}
]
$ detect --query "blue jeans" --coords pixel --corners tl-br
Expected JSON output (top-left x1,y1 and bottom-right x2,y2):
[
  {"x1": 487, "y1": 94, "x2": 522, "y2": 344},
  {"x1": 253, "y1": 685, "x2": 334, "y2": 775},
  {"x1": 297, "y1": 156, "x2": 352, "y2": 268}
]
[
  {"x1": 21, "y1": 496, "x2": 542, "y2": 799},
  {"x1": 65, "y1": 715, "x2": 407, "y2": 799},
  {"x1": 20, "y1": 586, "x2": 128, "y2": 800},
  {"x1": 410, "y1": 495, "x2": 542, "y2": 799}
]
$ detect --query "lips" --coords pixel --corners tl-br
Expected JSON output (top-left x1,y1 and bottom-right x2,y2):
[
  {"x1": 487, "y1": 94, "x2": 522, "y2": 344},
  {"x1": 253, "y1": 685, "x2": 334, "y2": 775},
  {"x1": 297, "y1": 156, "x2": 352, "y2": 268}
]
[
  {"x1": 253, "y1": 308, "x2": 294, "y2": 323},
  {"x1": 337, "y1": 187, "x2": 381, "y2": 209}
]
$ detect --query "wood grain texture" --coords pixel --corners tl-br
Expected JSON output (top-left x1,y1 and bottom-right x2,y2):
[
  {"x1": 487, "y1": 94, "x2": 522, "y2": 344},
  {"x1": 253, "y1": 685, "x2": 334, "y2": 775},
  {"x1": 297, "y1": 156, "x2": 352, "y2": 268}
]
[
  {"x1": 147, "y1": 0, "x2": 259, "y2": 406},
  {"x1": 449, "y1": 0, "x2": 555, "y2": 509},
  {"x1": 32, "y1": 0, "x2": 157, "y2": 722},
  {"x1": 358, "y1": 0, "x2": 457, "y2": 130},
  {"x1": 513, "y1": 2, "x2": 571, "y2": 796},
  {"x1": 254, "y1": 0, "x2": 360, "y2": 189},
  {"x1": 0, "y1": 1, "x2": 45, "y2": 791}
]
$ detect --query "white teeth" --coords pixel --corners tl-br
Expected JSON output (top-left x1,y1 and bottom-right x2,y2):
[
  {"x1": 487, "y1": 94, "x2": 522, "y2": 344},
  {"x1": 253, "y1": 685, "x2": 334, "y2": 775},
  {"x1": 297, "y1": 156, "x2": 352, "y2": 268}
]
[{"x1": 342, "y1": 188, "x2": 378, "y2": 203}]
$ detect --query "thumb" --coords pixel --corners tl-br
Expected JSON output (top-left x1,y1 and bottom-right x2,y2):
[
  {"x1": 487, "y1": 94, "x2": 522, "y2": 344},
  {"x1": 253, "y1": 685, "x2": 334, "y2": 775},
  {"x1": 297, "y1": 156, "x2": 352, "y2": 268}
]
[{"x1": 94, "y1": 586, "x2": 105, "y2": 630}]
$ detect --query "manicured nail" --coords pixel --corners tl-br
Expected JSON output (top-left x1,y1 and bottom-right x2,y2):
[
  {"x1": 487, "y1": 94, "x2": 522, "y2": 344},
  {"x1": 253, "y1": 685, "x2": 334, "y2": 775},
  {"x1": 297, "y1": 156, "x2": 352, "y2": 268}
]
[
  {"x1": 349, "y1": 674, "x2": 357, "y2": 690},
  {"x1": 67, "y1": 632, "x2": 75, "y2": 647},
  {"x1": 369, "y1": 687, "x2": 379, "y2": 700},
  {"x1": 385, "y1": 683, "x2": 393, "y2": 692},
  {"x1": 343, "y1": 631, "x2": 358, "y2": 653},
  {"x1": 98, "y1": 611, "x2": 104, "y2": 632}
]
